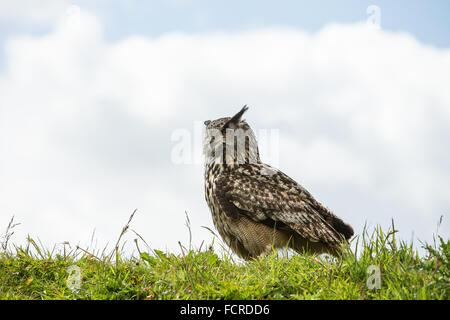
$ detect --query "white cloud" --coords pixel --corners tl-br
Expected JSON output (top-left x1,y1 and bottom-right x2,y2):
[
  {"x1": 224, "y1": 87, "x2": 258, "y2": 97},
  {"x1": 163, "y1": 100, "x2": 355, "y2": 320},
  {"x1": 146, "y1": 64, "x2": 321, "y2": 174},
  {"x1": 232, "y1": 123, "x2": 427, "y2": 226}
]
[
  {"x1": 0, "y1": 0, "x2": 72, "y2": 25},
  {"x1": 280, "y1": 136, "x2": 373, "y2": 188},
  {"x1": 1, "y1": 13, "x2": 449, "y2": 257}
]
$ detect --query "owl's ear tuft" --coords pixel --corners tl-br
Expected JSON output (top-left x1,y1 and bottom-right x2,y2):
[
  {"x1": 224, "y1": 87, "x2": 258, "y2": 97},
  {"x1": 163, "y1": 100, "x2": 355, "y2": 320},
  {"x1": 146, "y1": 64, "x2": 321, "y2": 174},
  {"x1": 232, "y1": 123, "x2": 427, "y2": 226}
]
[{"x1": 223, "y1": 105, "x2": 248, "y2": 130}]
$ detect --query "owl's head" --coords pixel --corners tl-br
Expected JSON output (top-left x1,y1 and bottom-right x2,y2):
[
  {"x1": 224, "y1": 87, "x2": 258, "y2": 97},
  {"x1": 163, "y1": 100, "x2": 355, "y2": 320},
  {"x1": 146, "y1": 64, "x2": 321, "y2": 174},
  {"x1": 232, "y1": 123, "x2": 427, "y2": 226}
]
[{"x1": 203, "y1": 105, "x2": 260, "y2": 166}]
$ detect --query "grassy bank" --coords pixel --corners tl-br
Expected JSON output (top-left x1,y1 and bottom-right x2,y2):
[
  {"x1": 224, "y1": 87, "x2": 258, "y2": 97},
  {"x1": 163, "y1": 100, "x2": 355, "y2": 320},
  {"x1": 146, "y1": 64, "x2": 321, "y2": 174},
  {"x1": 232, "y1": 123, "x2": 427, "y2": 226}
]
[{"x1": 0, "y1": 217, "x2": 448, "y2": 300}]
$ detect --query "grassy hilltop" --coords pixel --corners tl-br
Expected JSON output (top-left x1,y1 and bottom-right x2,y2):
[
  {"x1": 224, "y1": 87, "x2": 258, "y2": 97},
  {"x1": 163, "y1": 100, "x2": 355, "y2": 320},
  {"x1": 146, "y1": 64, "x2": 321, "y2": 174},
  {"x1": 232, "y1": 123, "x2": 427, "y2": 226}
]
[{"x1": 0, "y1": 216, "x2": 448, "y2": 300}]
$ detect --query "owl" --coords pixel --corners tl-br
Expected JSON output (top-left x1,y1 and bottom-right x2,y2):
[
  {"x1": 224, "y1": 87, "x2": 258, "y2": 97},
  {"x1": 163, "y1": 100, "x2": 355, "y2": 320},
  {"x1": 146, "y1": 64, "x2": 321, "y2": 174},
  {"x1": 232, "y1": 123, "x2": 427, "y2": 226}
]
[{"x1": 203, "y1": 106, "x2": 354, "y2": 260}]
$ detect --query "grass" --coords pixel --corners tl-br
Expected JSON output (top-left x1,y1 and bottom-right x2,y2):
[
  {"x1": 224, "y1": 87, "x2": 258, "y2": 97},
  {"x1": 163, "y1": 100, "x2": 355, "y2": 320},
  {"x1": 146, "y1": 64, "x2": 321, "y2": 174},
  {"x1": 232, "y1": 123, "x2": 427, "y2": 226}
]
[{"x1": 0, "y1": 214, "x2": 448, "y2": 300}]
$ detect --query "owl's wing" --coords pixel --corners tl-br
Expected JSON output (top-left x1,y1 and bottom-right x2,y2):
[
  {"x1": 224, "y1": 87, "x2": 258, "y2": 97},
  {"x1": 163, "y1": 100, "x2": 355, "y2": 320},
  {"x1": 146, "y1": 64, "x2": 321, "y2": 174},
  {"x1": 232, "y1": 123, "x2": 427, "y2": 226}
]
[{"x1": 216, "y1": 164, "x2": 353, "y2": 247}]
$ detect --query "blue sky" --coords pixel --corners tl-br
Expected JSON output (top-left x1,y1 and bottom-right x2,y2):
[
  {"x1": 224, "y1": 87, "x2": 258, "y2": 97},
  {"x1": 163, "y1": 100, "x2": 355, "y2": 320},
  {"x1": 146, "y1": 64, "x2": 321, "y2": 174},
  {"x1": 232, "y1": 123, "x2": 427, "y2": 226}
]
[
  {"x1": 99, "y1": 0, "x2": 449, "y2": 48},
  {"x1": 0, "y1": 1, "x2": 449, "y2": 257},
  {"x1": 1, "y1": 1, "x2": 450, "y2": 47}
]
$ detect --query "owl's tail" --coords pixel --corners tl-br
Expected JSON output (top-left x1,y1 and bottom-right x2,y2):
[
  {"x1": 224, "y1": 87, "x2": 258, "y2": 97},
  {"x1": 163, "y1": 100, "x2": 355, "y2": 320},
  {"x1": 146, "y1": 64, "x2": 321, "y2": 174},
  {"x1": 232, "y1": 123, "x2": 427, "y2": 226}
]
[
  {"x1": 324, "y1": 214, "x2": 354, "y2": 242},
  {"x1": 288, "y1": 218, "x2": 354, "y2": 257}
]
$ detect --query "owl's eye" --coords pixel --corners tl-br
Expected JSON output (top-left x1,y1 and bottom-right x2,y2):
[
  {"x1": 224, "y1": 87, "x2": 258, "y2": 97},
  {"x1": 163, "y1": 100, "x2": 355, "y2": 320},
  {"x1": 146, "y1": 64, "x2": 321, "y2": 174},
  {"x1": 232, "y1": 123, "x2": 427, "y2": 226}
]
[{"x1": 204, "y1": 120, "x2": 211, "y2": 126}]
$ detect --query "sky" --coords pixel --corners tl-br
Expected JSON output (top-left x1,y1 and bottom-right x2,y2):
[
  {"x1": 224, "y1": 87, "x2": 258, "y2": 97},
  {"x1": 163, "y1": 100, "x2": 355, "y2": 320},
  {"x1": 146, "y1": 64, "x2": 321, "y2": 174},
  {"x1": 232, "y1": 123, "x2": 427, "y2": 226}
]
[{"x1": 0, "y1": 1, "x2": 449, "y2": 258}]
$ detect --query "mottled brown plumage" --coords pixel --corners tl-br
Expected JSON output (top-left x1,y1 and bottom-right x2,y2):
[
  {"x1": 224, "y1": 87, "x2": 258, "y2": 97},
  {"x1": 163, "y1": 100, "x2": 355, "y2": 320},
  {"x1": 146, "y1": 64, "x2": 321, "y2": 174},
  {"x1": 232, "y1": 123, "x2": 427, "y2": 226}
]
[{"x1": 204, "y1": 106, "x2": 354, "y2": 260}]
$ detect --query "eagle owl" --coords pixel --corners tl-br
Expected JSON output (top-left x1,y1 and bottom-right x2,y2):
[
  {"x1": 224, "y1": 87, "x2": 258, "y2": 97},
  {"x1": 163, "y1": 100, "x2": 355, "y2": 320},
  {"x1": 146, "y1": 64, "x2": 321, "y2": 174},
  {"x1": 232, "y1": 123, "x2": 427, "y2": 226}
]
[{"x1": 203, "y1": 106, "x2": 354, "y2": 260}]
